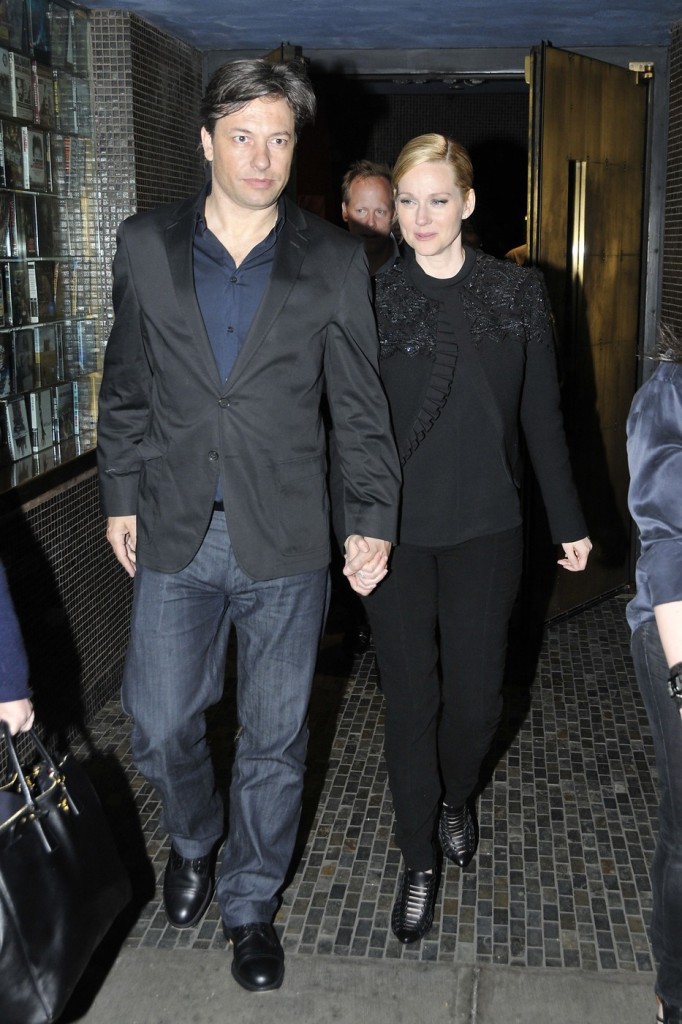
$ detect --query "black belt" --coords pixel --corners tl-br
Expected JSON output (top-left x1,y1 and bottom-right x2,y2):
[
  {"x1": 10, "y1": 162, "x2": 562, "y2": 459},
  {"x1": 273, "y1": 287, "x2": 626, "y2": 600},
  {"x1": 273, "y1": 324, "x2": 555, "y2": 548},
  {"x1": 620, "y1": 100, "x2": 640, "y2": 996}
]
[{"x1": 213, "y1": 501, "x2": 225, "y2": 512}]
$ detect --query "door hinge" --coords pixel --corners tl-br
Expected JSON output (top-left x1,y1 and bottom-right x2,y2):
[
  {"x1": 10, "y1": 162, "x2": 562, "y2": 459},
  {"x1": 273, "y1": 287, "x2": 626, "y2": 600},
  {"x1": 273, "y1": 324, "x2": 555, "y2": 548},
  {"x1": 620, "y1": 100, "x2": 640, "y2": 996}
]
[{"x1": 629, "y1": 61, "x2": 654, "y2": 84}]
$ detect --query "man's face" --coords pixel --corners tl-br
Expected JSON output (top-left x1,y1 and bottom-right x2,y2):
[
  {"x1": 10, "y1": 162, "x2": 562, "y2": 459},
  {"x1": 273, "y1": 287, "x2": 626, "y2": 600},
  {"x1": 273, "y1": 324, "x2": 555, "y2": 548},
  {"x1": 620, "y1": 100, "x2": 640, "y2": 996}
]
[
  {"x1": 342, "y1": 176, "x2": 394, "y2": 252},
  {"x1": 201, "y1": 95, "x2": 296, "y2": 213}
]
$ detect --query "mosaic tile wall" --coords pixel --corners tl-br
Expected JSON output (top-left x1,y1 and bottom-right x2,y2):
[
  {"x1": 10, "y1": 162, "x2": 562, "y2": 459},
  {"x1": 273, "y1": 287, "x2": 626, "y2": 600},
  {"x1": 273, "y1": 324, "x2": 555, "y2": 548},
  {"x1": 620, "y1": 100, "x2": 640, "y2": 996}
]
[
  {"x1": 360, "y1": 90, "x2": 528, "y2": 165},
  {"x1": 90, "y1": 10, "x2": 137, "y2": 325},
  {"x1": 82, "y1": 593, "x2": 657, "y2": 974},
  {"x1": 127, "y1": 14, "x2": 205, "y2": 212},
  {"x1": 662, "y1": 21, "x2": 682, "y2": 340},
  {"x1": 90, "y1": 9, "x2": 204, "y2": 320},
  {"x1": 0, "y1": 469, "x2": 133, "y2": 738}
]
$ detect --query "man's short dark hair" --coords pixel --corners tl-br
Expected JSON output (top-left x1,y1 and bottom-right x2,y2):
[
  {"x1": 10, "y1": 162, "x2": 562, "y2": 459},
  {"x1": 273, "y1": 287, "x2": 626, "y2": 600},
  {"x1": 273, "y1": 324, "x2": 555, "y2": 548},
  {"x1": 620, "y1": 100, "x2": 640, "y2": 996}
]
[
  {"x1": 201, "y1": 58, "x2": 316, "y2": 137},
  {"x1": 341, "y1": 160, "x2": 392, "y2": 205}
]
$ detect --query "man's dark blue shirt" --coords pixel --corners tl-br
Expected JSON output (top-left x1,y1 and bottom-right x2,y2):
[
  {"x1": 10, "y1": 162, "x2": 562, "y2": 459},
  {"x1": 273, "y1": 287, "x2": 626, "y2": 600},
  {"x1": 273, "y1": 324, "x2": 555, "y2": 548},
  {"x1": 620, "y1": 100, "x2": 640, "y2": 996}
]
[
  {"x1": 193, "y1": 197, "x2": 283, "y2": 385},
  {"x1": 193, "y1": 194, "x2": 283, "y2": 500}
]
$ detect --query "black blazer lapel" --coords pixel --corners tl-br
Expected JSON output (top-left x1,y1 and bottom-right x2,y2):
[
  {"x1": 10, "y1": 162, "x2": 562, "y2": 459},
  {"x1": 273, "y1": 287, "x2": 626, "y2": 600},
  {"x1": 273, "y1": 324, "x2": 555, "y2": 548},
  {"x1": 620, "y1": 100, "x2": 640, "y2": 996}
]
[
  {"x1": 226, "y1": 202, "x2": 309, "y2": 387},
  {"x1": 165, "y1": 201, "x2": 223, "y2": 386}
]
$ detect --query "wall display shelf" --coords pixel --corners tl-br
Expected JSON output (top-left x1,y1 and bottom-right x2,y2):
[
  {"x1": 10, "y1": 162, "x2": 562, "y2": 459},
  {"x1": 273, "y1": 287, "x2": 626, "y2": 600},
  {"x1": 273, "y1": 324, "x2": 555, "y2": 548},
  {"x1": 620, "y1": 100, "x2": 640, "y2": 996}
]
[{"x1": 0, "y1": 0, "x2": 103, "y2": 492}]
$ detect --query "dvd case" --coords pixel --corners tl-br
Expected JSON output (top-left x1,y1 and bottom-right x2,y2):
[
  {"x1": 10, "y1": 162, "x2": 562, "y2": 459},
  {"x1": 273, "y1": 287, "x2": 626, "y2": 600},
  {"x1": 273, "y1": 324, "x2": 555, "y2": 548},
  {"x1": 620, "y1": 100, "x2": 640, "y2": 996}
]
[
  {"x1": 4, "y1": 392, "x2": 30, "y2": 459},
  {"x1": 0, "y1": 46, "x2": 12, "y2": 117},
  {"x1": 3, "y1": 119, "x2": 23, "y2": 188},
  {"x1": 0, "y1": 331, "x2": 12, "y2": 396},
  {"x1": 21, "y1": 125, "x2": 46, "y2": 188},
  {"x1": 28, "y1": 384, "x2": 52, "y2": 450},
  {"x1": 33, "y1": 321, "x2": 58, "y2": 385},
  {"x1": 12, "y1": 326, "x2": 34, "y2": 390},
  {"x1": 10, "y1": 50, "x2": 33, "y2": 121},
  {"x1": 51, "y1": 379, "x2": 75, "y2": 442}
]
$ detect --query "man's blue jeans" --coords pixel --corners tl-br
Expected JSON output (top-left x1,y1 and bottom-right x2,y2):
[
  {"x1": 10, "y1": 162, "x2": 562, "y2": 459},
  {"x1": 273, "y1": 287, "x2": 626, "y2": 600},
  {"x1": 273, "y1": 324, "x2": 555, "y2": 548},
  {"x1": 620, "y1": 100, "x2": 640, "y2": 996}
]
[
  {"x1": 632, "y1": 619, "x2": 682, "y2": 1009},
  {"x1": 121, "y1": 510, "x2": 329, "y2": 927}
]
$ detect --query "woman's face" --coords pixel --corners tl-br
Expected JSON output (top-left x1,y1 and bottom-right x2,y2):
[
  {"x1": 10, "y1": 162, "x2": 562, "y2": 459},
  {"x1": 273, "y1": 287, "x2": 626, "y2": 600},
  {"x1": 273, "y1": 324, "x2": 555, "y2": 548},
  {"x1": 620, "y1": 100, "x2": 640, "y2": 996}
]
[{"x1": 395, "y1": 160, "x2": 475, "y2": 266}]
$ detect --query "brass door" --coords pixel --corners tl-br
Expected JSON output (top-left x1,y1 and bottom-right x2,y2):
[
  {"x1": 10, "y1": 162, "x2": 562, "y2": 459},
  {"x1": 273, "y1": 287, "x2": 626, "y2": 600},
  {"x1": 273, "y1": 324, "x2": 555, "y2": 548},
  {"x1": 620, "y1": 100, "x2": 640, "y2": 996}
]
[{"x1": 525, "y1": 44, "x2": 649, "y2": 620}]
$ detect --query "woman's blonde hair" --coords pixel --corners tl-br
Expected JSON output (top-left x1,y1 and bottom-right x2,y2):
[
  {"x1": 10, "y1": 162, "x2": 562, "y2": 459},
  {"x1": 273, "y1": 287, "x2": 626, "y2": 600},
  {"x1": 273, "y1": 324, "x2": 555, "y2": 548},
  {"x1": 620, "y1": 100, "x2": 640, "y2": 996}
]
[{"x1": 393, "y1": 134, "x2": 474, "y2": 197}]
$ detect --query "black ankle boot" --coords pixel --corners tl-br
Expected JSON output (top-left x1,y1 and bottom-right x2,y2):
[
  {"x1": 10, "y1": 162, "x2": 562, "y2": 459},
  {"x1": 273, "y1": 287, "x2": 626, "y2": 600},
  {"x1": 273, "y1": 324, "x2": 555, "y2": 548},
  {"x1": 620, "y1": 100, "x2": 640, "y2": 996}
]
[
  {"x1": 391, "y1": 867, "x2": 439, "y2": 944},
  {"x1": 438, "y1": 802, "x2": 477, "y2": 867}
]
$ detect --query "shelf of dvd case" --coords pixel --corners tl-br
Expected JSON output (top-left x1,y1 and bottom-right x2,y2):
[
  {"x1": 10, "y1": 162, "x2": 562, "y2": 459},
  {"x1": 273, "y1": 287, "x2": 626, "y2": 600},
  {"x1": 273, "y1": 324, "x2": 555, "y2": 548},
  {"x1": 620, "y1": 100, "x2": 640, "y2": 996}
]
[
  {"x1": 0, "y1": 258, "x2": 99, "y2": 323},
  {"x1": 0, "y1": 423, "x2": 96, "y2": 494},
  {"x1": 0, "y1": 193, "x2": 95, "y2": 259},
  {"x1": 0, "y1": 1, "x2": 91, "y2": 78},
  {"x1": 0, "y1": 126, "x2": 94, "y2": 195},
  {"x1": 0, "y1": 1, "x2": 102, "y2": 487},
  {"x1": 0, "y1": 359, "x2": 101, "y2": 461}
]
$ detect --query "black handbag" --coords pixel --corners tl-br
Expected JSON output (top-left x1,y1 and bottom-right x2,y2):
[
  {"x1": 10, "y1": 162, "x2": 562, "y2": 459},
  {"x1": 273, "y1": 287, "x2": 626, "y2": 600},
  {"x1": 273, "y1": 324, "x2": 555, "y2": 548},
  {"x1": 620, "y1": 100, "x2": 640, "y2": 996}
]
[{"x1": 0, "y1": 723, "x2": 132, "y2": 1024}]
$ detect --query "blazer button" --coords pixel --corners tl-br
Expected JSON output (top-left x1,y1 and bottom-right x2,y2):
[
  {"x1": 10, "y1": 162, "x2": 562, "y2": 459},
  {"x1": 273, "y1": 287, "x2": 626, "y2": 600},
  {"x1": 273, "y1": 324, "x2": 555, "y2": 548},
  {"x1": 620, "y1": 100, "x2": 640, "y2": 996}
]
[
  {"x1": 208, "y1": 450, "x2": 219, "y2": 461},
  {"x1": 218, "y1": 398, "x2": 229, "y2": 408}
]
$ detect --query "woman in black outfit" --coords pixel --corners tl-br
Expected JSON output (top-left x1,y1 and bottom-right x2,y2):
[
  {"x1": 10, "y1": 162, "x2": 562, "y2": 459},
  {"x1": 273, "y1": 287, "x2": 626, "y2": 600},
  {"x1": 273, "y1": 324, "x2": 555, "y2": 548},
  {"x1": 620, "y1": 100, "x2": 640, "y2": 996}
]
[{"x1": 363, "y1": 134, "x2": 592, "y2": 944}]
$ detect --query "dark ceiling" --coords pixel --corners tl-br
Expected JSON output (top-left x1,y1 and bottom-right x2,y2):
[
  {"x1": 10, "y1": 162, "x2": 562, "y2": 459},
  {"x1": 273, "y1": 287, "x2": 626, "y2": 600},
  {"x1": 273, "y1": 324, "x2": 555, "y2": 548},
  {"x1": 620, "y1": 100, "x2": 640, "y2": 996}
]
[{"x1": 82, "y1": 0, "x2": 681, "y2": 52}]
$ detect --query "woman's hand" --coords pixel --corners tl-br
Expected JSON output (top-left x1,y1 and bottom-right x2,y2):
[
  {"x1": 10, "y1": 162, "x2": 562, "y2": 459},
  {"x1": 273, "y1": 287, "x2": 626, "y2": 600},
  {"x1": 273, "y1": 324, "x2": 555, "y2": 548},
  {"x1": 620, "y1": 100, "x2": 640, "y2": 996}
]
[
  {"x1": 343, "y1": 535, "x2": 391, "y2": 595},
  {"x1": 557, "y1": 536, "x2": 592, "y2": 572},
  {"x1": 0, "y1": 698, "x2": 34, "y2": 735}
]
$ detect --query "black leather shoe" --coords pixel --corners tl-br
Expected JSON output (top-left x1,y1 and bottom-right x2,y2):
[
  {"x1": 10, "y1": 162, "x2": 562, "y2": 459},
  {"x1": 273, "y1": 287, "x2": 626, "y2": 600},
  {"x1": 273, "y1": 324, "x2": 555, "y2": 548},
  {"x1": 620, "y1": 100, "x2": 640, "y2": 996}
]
[
  {"x1": 225, "y1": 922, "x2": 284, "y2": 992},
  {"x1": 162, "y1": 846, "x2": 214, "y2": 929},
  {"x1": 391, "y1": 867, "x2": 438, "y2": 944},
  {"x1": 438, "y1": 802, "x2": 477, "y2": 867}
]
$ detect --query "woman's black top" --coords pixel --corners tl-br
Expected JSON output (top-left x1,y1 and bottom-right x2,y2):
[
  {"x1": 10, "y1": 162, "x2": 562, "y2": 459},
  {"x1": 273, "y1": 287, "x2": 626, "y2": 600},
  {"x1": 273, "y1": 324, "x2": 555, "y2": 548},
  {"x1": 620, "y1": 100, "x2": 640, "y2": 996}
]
[{"x1": 373, "y1": 244, "x2": 586, "y2": 547}]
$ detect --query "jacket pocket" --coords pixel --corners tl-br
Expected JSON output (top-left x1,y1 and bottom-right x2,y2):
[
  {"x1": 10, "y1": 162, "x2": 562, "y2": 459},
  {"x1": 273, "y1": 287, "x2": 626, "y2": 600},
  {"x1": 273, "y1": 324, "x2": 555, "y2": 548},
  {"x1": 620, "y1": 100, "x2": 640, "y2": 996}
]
[
  {"x1": 276, "y1": 453, "x2": 329, "y2": 555},
  {"x1": 136, "y1": 437, "x2": 169, "y2": 461}
]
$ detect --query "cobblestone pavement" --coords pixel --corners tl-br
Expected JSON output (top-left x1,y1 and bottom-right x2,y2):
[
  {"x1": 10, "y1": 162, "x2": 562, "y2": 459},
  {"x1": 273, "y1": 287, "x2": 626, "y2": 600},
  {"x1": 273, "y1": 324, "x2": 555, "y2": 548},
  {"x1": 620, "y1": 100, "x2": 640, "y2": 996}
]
[{"x1": 82, "y1": 592, "x2": 656, "y2": 977}]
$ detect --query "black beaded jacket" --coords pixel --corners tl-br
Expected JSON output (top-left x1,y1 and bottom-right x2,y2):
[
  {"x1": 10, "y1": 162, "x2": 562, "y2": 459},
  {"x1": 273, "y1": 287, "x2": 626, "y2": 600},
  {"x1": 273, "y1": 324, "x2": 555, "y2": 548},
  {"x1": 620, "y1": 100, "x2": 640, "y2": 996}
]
[{"x1": 373, "y1": 247, "x2": 587, "y2": 545}]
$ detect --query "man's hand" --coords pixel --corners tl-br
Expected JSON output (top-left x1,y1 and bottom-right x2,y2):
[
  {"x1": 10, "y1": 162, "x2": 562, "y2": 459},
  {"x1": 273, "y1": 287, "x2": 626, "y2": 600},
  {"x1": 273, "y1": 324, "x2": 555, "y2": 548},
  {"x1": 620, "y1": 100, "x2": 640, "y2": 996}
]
[
  {"x1": 0, "y1": 698, "x2": 34, "y2": 735},
  {"x1": 557, "y1": 536, "x2": 592, "y2": 572},
  {"x1": 343, "y1": 535, "x2": 391, "y2": 595},
  {"x1": 107, "y1": 515, "x2": 138, "y2": 577}
]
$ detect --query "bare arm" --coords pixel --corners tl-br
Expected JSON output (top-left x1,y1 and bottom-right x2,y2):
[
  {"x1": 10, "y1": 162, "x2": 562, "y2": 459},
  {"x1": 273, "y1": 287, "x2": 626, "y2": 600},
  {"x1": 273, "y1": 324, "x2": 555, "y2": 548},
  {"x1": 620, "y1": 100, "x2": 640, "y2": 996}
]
[{"x1": 107, "y1": 515, "x2": 138, "y2": 577}]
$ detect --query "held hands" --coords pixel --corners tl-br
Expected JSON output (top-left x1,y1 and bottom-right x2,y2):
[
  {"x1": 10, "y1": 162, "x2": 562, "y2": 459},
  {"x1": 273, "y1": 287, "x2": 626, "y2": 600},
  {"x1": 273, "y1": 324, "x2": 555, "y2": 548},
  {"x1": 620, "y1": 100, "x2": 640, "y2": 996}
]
[
  {"x1": 0, "y1": 698, "x2": 34, "y2": 735},
  {"x1": 557, "y1": 536, "x2": 592, "y2": 572},
  {"x1": 107, "y1": 515, "x2": 138, "y2": 577},
  {"x1": 343, "y1": 535, "x2": 391, "y2": 595}
]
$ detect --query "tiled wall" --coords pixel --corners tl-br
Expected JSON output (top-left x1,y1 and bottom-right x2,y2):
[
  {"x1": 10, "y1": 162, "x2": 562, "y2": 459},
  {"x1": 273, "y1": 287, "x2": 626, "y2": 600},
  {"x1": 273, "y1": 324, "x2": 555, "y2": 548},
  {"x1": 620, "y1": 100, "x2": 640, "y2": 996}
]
[
  {"x1": 91, "y1": 9, "x2": 204, "y2": 318},
  {"x1": 1, "y1": 466, "x2": 133, "y2": 744},
  {"x1": 90, "y1": 10, "x2": 137, "y2": 323},
  {"x1": 662, "y1": 22, "x2": 682, "y2": 339}
]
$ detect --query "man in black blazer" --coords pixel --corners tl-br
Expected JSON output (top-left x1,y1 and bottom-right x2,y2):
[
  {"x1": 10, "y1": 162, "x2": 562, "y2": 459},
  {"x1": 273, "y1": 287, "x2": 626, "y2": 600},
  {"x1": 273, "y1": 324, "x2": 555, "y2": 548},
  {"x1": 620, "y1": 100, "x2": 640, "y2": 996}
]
[{"x1": 97, "y1": 59, "x2": 399, "y2": 992}]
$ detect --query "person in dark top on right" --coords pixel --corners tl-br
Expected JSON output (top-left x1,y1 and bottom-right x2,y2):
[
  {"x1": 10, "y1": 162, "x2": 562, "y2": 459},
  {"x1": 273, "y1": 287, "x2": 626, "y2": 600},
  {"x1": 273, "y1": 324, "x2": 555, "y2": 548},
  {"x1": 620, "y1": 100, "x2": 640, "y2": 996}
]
[
  {"x1": 627, "y1": 326, "x2": 682, "y2": 1024},
  {"x1": 365, "y1": 133, "x2": 591, "y2": 944}
]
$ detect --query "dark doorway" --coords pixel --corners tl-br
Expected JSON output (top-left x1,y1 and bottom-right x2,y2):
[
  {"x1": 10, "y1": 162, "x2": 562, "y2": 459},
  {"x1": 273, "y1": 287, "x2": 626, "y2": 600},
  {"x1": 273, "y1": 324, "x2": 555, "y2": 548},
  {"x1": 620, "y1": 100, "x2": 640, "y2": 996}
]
[{"x1": 299, "y1": 73, "x2": 529, "y2": 258}]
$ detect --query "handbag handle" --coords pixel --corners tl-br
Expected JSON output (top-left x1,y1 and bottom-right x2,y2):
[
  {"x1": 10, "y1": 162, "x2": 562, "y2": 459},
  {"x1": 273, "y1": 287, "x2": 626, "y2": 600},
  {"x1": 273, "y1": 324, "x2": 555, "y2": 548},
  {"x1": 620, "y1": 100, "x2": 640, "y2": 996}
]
[{"x1": 1, "y1": 721, "x2": 77, "y2": 850}]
